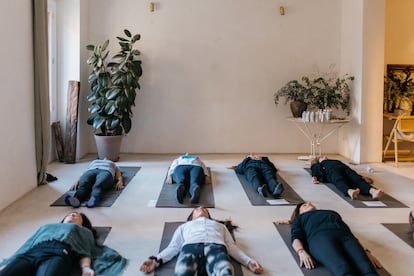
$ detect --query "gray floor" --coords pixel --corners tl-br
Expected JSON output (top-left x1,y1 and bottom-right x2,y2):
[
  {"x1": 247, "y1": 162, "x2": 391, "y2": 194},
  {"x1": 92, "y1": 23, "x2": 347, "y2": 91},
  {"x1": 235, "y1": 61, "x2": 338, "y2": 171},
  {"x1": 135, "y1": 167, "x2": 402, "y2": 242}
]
[{"x1": 0, "y1": 154, "x2": 413, "y2": 276}]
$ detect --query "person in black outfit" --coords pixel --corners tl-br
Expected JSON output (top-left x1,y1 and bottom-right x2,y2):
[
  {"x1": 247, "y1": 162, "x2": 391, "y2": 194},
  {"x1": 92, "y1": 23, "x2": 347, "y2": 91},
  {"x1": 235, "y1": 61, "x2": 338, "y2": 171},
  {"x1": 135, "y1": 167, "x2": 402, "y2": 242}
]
[
  {"x1": 235, "y1": 154, "x2": 284, "y2": 197},
  {"x1": 289, "y1": 202, "x2": 382, "y2": 275},
  {"x1": 310, "y1": 156, "x2": 384, "y2": 199}
]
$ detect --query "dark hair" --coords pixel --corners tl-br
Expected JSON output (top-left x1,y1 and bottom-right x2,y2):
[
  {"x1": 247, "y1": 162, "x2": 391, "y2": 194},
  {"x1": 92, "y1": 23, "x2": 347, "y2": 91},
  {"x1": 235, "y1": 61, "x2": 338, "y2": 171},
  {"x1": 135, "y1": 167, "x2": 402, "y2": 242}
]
[
  {"x1": 186, "y1": 207, "x2": 238, "y2": 236},
  {"x1": 61, "y1": 212, "x2": 97, "y2": 239},
  {"x1": 187, "y1": 207, "x2": 212, "y2": 221},
  {"x1": 288, "y1": 202, "x2": 306, "y2": 224}
]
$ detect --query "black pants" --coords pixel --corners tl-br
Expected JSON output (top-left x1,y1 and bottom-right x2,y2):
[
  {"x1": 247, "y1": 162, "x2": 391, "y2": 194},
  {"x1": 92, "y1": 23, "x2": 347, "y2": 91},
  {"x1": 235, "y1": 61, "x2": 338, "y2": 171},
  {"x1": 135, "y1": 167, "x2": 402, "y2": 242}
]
[
  {"x1": 244, "y1": 161, "x2": 278, "y2": 193},
  {"x1": 324, "y1": 160, "x2": 372, "y2": 196},
  {"x1": 309, "y1": 230, "x2": 378, "y2": 276},
  {"x1": 0, "y1": 241, "x2": 75, "y2": 276},
  {"x1": 173, "y1": 165, "x2": 205, "y2": 197}
]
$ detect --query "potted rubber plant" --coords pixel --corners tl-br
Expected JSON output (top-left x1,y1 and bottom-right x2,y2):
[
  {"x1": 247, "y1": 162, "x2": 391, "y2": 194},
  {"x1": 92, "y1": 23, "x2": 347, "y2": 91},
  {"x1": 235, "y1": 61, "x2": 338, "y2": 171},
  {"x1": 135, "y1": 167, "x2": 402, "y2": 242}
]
[{"x1": 86, "y1": 29, "x2": 142, "y2": 161}]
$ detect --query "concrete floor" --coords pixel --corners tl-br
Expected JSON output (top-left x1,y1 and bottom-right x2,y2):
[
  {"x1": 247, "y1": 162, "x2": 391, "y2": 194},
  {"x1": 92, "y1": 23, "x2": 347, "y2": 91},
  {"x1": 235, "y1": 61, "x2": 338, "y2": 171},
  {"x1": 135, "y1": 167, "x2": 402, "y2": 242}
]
[{"x1": 0, "y1": 154, "x2": 413, "y2": 276}]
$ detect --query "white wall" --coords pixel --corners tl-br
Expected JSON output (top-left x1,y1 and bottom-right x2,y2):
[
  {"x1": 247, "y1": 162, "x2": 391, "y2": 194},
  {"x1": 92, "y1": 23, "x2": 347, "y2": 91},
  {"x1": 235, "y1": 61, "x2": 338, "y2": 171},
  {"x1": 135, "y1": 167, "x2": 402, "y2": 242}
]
[
  {"x1": 77, "y1": 0, "x2": 346, "y2": 155},
  {"x1": 56, "y1": 0, "x2": 81, "y2": 157},
  {"x1": 0, "y1": 0, "x2": 37, "y2": 210},
  {"x1": 385, "y1": 0, "x2": 414, "y2": 64}
]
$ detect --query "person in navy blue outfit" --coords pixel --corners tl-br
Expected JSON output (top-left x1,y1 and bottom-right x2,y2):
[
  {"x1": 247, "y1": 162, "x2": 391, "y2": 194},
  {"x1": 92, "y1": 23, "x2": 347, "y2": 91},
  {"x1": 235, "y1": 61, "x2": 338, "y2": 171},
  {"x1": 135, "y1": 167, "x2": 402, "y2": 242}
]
[
  {"x1": 289, "y1": 202, "x2": 382, "y2": 275},
  {"x1": 235, "y1": 154, "x2": 284, "y2": 197},
  {"x1": 310, "y1": 156, "x2": 384, "y2": 199}
]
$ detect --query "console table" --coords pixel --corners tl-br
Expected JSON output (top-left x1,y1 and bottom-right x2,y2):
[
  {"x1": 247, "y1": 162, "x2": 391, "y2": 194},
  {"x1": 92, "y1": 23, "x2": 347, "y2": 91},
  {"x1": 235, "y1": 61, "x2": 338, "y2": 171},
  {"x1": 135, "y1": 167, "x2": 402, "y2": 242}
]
[{"x1": 287, "y1": 117, "x2": 350, "y2": 160}]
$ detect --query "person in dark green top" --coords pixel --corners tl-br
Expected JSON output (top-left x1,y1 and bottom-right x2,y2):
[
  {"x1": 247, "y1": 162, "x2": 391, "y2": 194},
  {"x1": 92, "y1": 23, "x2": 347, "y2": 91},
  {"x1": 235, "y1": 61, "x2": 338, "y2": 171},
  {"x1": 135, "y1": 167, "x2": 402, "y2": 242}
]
[{"x1": 0, "y1": 212, "x2": 128, "y2": 276}]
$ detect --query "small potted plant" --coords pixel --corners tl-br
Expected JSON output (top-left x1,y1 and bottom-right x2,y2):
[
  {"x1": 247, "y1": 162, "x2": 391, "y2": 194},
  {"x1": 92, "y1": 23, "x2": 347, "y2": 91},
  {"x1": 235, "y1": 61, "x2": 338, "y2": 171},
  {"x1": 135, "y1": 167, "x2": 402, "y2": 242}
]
[
  {"x1": 274, "y1": 79, "x2": 312, "y2": 117},
  {"x1": 86, "y1": 29, "x2": 143, "y2": 161}
]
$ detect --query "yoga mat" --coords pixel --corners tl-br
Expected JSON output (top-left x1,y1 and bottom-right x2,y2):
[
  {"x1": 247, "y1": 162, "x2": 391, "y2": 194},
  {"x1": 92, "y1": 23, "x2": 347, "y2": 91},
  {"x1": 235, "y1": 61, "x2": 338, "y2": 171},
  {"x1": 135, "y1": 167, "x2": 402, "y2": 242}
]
[
  {"x1": 235, "y1": 172, "x2": 304, "y2": 206},
  {"x1": 382, "y1": 223, "x2": 414, "y2": 248},
  {"x1": 155, "y1": 168, "x2": 215, "y2": 208},
  {"x1": 50, "y1": 166, "x2": 141, "y2": 207},
  {"x1": 303, "y1": 168, "x2": 408, "y2": 208},
  {"x1": 154, "y1": 222, "x2": 243, "y2": 276},
  {"x1": 273, "y1": 223, "x2": 390, "y2": 276}
]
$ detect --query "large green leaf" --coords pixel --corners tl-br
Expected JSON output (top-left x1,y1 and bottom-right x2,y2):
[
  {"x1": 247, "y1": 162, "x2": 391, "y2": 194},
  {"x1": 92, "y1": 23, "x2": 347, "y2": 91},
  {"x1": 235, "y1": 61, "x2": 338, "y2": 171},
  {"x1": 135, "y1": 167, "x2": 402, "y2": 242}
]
[
  {"x1": 104, "y1": 100, "x2": 117, "y2": 115},
  {"x1": 93, "y1": 116, "x2": 106, "y2": 129},
  {"x1": 106, "y1": 88, "x2": 122, "y2": 100},
  {"x1": 124, "y1": 29, "x2": 132, "y2": 37}
]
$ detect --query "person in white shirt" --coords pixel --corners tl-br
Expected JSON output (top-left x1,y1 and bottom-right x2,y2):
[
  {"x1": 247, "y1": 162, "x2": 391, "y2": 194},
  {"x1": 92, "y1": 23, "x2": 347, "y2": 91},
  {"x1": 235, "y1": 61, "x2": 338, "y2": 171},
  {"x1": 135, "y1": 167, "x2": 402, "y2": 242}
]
[
  {"x1": 166, "y1": 154, "x2": 210, "y2": 204},
  {"x1": 140, "y1": 207, "x2": 264, "y2": 275}
]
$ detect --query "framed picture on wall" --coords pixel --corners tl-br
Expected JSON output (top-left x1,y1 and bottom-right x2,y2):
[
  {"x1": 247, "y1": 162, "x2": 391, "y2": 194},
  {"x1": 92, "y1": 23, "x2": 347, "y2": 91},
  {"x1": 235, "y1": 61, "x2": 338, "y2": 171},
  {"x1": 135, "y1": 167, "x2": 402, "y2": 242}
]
[{"x1": 384, "y1": 64, "x2": 414, "y2": 114}]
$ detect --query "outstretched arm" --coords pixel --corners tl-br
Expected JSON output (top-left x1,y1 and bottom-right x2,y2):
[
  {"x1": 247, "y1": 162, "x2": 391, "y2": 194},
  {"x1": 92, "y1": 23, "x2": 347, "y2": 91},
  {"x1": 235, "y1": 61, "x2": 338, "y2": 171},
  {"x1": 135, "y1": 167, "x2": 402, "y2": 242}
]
[
  {"x1": 292, "y1": 239, "x2": 314, "y2": 269},
  {"x1": 80, "y1": 256, "x2": 94, "y2": 276},
  {"x1": 247, "y1": 260, "x2": 264, "y2": 274},
  {"x1": 140, "y1": 258, "x2": 157, "y2": 274},
  {"x1": 114, "y1": 168, "x2": 124, "y2": 190}
]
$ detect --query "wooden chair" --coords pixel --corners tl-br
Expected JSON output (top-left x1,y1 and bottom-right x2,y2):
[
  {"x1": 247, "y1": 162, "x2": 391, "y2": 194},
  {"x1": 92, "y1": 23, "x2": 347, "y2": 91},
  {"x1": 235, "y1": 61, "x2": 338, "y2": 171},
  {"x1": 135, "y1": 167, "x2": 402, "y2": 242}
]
[{"x1": 383, "y1": 115, "x2": 414, "y2": 167}]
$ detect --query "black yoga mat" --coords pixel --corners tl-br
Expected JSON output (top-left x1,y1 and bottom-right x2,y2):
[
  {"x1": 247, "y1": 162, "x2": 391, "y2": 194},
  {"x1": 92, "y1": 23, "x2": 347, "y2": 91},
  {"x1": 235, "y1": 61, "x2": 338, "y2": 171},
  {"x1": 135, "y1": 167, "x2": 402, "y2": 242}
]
[
  {"x1": 154, "y1": 222, "x2": 243, "y2": 276},
  {"x1": 155, "y1": 168, "x2": 215, "y2": 208},
  {"x1": 382, "y1": 223, "x2": 414, "y2": 248},
  {"x1": 273, "y1": 223, "x2": 390, "y2": 276},
  {"x1": 303, "y1": 168, "x2": 408, "y2": 208},
  {"x1": 235, "y1": 172, "x2": 304, "y2": 206},
  {"x1": 50, "y1": 166, "x2": 141, "y2": 207}
]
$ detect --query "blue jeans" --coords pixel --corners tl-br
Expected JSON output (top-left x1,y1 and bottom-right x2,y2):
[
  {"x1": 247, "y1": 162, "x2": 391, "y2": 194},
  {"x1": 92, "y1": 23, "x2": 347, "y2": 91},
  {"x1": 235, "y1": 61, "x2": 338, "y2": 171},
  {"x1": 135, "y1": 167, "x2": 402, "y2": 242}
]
[
  {"x1": 174, "y1": 243, "x2": 233, "y2": 276},
  {"x1": 74, "y1": 168, "x2": 114, "y2": 201},
  {"x1": 0, "y1": 241, "x2": 74, "y2": 276},
  {"x1": 172, "y1": 165, "x2": 205, "y2": 197}
]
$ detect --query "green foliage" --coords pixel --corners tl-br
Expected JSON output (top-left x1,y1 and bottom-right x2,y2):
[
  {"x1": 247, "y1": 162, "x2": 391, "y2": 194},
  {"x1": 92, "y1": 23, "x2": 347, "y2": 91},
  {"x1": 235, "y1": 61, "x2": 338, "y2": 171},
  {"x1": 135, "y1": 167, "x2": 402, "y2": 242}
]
[
  {"x1": 274, "y1": 79, "x2": 312, "y2": 105},
  {"x1": 304, "y1": 74, "x2": 354, "y2": 114},
  {"x1": 86, "y1": 29, "x2": 142, "y2": 135},
  {"x1": 274, "y1": 74, "x2": 354, "y2": 115}
]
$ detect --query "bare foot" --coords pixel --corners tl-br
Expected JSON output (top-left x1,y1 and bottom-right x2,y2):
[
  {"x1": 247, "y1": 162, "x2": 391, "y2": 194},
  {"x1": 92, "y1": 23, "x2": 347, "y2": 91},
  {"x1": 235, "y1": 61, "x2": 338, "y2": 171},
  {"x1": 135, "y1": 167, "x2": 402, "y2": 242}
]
[
  {"x1": 363, "y1": 176, "x2": 374, "y2": 184},
  {"x1": 348, "y1": 188, "x2": 360, "y2": 199},
  {"x1": 370, "y1": 188, "x2": 384, "y2": 199}
]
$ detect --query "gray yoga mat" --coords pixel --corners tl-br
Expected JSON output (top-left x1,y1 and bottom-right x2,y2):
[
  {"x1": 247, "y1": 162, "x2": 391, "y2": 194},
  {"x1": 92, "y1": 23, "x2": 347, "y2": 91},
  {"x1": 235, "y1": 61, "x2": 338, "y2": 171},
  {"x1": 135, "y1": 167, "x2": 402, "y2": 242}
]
[
  {"x1": 154, "y1": 222, "x2": 243, "y2": 276},
  {"x1": 382, "y1": 223, "x2": 414, "y2": 248},
  {"x1": 50, "y1": 166, "x2": 141, "y2": 207},
  {"x1": 235, "y1": 172, "x2": 304, "y2": 206},
  {"x1": 273, "y1": 223, "x2": 390, "y2": 276},
  {"x1": 303, "y1": 168, "x2": 408, "y2": 208},
  {"x1": 155, "y1": 168, "x2": 215, "y2": 208}
]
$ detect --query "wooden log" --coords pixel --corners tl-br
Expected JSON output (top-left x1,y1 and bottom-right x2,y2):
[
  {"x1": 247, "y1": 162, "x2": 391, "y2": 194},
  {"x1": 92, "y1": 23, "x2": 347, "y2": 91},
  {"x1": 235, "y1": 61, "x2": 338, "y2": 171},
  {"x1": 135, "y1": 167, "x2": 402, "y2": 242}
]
[
  {"x1": 51, "y1": 121, "x2": 64, "y2": 162},
  {"x1": 64, "y1": 80, "x2": 80, "y2": 164}
]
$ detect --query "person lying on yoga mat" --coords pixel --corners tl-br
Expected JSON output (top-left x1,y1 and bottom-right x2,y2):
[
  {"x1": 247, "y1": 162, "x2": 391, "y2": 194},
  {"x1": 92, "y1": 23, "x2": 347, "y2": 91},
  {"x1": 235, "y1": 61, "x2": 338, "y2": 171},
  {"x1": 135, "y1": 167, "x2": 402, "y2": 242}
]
[
  {"x1": 310, "y1": 156, "x2": 384, "y2": 199},
  {"x1": 140, "y1": 206, "x2": 263, "y2": 275},
  {"x1": 0, "y1": 212, "x2": 127, "y2": 276},
  {"x1": 166, "y1": 154, "x2": 210, "y2": 204},
  {"x1": 65, "y1": 158, "x2": 124, "y2": 208},
  {"x1": 235, "y1": 154, "x2": 284, "y2": 197},
  {"x1": 288, "y1": 202, "x2": 382, "y2": 275}
]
